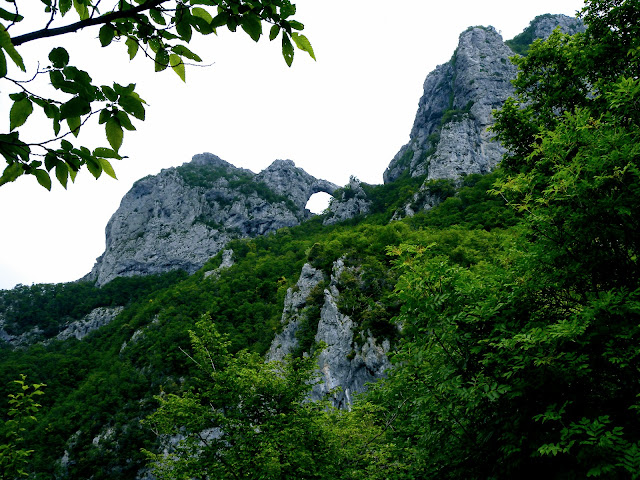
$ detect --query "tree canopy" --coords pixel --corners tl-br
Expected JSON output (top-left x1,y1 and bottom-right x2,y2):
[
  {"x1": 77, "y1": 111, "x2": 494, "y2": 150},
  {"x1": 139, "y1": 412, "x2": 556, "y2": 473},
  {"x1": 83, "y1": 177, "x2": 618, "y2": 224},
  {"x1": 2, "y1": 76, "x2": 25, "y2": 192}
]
[{"x1": 0, "y1": 0, "x2": 314, "y2": 190}]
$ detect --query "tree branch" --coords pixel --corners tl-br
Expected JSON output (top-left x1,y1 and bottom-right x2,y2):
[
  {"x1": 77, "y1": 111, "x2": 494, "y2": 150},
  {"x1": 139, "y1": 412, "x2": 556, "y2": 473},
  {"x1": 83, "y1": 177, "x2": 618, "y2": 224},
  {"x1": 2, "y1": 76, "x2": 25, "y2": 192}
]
[{"x1": 12, "y1": 0, "x2": 166, "y2": 47}]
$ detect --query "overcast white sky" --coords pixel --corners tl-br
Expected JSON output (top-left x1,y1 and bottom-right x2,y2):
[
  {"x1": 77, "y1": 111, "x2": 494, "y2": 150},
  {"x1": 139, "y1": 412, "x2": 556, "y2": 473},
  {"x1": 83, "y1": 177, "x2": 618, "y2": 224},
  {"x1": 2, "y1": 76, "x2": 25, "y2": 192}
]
[{"x1": 0, "y1": 0, "x2": 586, "y2": 290}]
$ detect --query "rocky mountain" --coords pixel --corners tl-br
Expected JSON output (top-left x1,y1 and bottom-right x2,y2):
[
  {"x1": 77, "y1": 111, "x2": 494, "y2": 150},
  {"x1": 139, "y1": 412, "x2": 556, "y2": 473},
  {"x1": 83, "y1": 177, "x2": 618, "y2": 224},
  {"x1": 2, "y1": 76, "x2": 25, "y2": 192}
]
[
  {"x1": 383, "y1": 14, "x2": 585, "y2": 185},
  {"x1": 0, "y1": 13, "x2": 596, "y2": 480},
  {"x1": 84, "y1": 14, "x2": 585, "y2": 288},
  {"x1": 85, "y1": 153, "x2": 337, "y2": 286}
]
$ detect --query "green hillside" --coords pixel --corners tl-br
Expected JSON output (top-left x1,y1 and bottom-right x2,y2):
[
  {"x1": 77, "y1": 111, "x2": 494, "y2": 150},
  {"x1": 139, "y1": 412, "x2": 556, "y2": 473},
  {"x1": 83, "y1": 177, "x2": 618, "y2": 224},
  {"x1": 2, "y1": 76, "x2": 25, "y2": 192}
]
[{"x1": 1, "y1": 1, "x2": 639, "y2": 478}]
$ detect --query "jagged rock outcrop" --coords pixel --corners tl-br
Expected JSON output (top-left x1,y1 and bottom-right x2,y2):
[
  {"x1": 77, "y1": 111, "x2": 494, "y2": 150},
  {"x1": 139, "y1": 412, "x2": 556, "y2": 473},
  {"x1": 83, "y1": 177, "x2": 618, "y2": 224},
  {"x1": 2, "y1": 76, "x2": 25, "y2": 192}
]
[
  {"x1": 256, "y1": 159, "x2": 338, "y2": 212},
  {"x1": 203, "y1": 249, "x2": 235, "y2": 279},
  {"x1": 268, "y1": 263, "x2": 326, "y2": 362},
  {"x1": 322, "y1": 176, "x2": 372, "y2": 226},
  {"x1": 525, "y1": 13, "x2": 586, "y2": 40},
  {"x1": 0, "y1": 315, "x2": 44, "y2": 347},
  {"x1": 55, "y1": 307, "x2": 124, "y2": 341},
  {"x1": 384, "y1": 14, "x2": 585, "y2": 185},
  {"x1": 0, "y1": 306, "x2": 124, "y2": 347},
  {"x1": 268, "y1": 259, "x2": 391, "y2": 408},
  {"x1": 85, "y1": 154, "x2": 337, "y2": 286}
]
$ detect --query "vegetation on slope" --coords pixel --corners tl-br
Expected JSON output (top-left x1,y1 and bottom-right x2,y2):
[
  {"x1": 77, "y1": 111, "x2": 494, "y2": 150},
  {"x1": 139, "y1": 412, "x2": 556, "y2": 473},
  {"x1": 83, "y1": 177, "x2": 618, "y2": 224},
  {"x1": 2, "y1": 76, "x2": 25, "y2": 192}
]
[{"x1": 1, "y1": 1, "x2": 638, "y2": 478}]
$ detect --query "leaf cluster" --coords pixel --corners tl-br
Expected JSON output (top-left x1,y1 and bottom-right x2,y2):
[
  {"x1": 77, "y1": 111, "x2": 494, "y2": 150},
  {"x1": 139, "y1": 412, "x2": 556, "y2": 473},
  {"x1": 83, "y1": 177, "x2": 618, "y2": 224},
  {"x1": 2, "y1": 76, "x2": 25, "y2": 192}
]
[{"x1": 0, "y1": 0, "x2": 314, "y2": 190}]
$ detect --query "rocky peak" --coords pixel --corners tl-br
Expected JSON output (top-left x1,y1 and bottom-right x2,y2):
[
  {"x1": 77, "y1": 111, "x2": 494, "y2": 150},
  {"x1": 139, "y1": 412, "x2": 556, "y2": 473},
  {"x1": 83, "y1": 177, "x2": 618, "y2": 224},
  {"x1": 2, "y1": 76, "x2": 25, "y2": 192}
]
[
  {"x1": 322, "y1": 176, "x2": 372, "y2": 226},
  {"x1": 383, "y1": 25, "x2": 516, "y2": 183},
  {"x1": 256, "y1": 159, "x2": 338, "y2": 211},
  {"x1": 530, "y1": 13, "x2": 586, "y2": 41},
  {"x1": 383, "y1": 14, "x2": 584, "y2": 184},
  {"x1": 85, "y1": 154, "x2": 337, "y2": 286}
]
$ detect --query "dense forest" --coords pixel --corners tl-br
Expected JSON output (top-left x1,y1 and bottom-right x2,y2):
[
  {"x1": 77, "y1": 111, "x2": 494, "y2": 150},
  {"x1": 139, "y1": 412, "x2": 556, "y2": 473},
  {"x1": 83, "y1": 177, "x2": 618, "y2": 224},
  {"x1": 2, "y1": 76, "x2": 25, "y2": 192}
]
[{"x1": 1, "y1": 0, "x2": 639, "y2": 478}]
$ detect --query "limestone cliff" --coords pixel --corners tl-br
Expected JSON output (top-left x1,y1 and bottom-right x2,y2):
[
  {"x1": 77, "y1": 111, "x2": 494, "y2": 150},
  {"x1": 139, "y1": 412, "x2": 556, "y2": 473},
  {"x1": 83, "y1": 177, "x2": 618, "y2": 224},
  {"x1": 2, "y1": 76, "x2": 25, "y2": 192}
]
[
  {"x1": 85, "y1": 154, "x2": 337, "y2": 286},
  {"x1": 383, "y1": 14, "x2": 585, "y2": 185},
  {"x1": 322, "y1": 176, "x2": 372, "y2": 226},
  {"x1": 268, "y1": 259, "x2": 391, "y2": 409}
]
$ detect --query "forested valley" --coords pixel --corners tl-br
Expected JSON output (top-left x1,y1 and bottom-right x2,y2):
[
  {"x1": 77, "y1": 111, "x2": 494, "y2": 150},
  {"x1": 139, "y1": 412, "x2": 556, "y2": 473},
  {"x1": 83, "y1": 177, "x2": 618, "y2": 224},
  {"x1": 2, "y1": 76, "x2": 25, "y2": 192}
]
[{"x1": 1, "y1": 1, "x2": 640, "y2": 478}]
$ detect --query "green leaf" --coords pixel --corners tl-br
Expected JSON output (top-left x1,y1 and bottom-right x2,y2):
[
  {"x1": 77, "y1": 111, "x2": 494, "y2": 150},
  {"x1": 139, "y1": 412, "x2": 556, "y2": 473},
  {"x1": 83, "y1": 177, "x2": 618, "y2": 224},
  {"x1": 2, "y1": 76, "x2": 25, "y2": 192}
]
[
  {"x1": 172, "y1": 45, "x2": 202, "y2": 62},
  {"x1": 97, "y1": 157, "x2": 117, "y2": 179},
  {"x1": 44, "y1": 152, "x2": 58, "y2": 171},
  {"x1": 101, "y1": 85, "x2": 117, "y2": 102},
  {"x1": 289, "y1": 20, "x2": 304, "y2": 31},
  {"x1": 240, "y1": 14, "x2": 262, "y2": 42},
  {"x1": 0, "y1": 48, "x2": 6, "y2": 78},
  {"x1": 59, "y1": 0, "x2": 72, "y2": 15},
  {"x1": 98, "y1": 109, "x2": 111, "y2": 124},
  {"x1": 0, "y1": 24, "x2": 24, "y2": 72},
  {"x1": 126, "y1": 37, "x2": 139, "y2": 60},
  {"x1": 291, "y1": 33, "x2": 315, "y2": 61},
  {"x1": 34, "y1": 169, "x2": 52, "y2": 190},
  {"x1": 106, "y1": 117, "x2": 123, "y2": 151},
  {"x1": 113, "y1": 83, "x2": 136, "y2": 96},
  {"x1": 73, "y1": 0, "x2": 89, "y2": 20},
  {"x1": 269, "y1": 25, "x2": 280, "y2": 41},
  {"x1": 55, "y1": 162, "x2": 68, "y2": 188},
  {"x1": 210, "y1": 12, "x2": 229, "y2": 29},
  {"x1": 86, "y1": 157, "x2": 101, "y2": 179},
  {"x1": 118, "y1": 94, "x2": 145, "y2": 120},
  {"x1": 175, "y1": 8, "x2": 193, "y2": 42},
  {"x1": 191, "y1": 7, "x2": 213, "y2": 24},
  {"x1": 155, "y1": 49, "x2": 169, "y2": 72},
  {"x1": 99, "y1": 24, "x2": 116, "y2": 47},
  {"x1": 94, "y1": 147, "x2": 122, "y2": 159},
  {"x1": 0, "y1": 162, "x2": 23, "y2": 185},
  {"x1": 0, "y1": 8, "x2": 23, "y2": 23},
  {"x1": 49, "y1": 47, "x2": 70, "y2": 68},
  {"x1": 67, "y1": 116, "x2": 81, "y2": 137},
  {"x1": 60, "y1": 96, "x2": 90, "y2": 120},
  {"x1": 10, "y1": 98, "x2": 33, "y2": 131},
  {"x1": 116, "y1": 111, "x2": 135, "y2": 131},
  {"x1": 60, "y1": 139, "x2": 73, "y2": 151},
  {"x1": 169, "y1": 54, "x2": 185, "y2": 82},
  {"x1": 282, "y1": 33, "x2": 294, "y2": 67},
  {"x1": 149, "y1": 8, "x2": 166, "y2": 25}
]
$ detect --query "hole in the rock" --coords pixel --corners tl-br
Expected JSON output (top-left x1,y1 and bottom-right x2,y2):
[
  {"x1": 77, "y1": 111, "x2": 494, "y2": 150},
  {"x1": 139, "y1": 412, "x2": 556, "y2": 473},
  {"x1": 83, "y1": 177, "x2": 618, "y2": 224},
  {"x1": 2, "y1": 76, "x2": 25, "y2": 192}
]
[{"x1": 305, "y1": 192, "x2": 333, "y2": 214}]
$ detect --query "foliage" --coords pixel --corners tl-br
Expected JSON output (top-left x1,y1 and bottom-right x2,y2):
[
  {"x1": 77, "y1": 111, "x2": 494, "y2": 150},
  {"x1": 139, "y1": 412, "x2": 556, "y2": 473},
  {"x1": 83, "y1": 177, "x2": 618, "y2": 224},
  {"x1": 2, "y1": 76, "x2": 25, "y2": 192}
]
[
  {"x1": 143, "y1": 316, "x2": 326, "y2": 479},
  {"x1": 7, "y1": 5, "x2": 640, "y2": 471},
  {"x1": 0, "y1": 375, "x2": 45, "y2": 479},
  {"x1": 0, "y1": 0, "x2": 314, "y2": 190},
  {"x1": 367, "y1": 2, "x2": 640, "y2": 477},
  {"x1": 0, "y1": 270, "x2": 186, "y2": 337},
  {"x1": 143, "y1": 316, "x2": 405, "y2": 480}
]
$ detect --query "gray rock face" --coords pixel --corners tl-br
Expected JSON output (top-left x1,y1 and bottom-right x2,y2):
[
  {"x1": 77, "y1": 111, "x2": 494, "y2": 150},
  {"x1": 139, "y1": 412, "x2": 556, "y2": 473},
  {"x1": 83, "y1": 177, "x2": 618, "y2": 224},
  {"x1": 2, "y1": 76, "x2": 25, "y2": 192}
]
[
  {"x1": 322, "y1": 177, "x2": 372, "y2": 226},
  {"x1": 256, "y1": 159, "x2": 339, "y2": 212},
  {"x1": 384, "y1": 26, "x2": 516, "y2": 184},
  {"x1": 55, "y1": 307, "x2": 124, "y2": 341},
  {"x1": 383, "y1": 14, "x2": 585, "y2": 184},
  {"x1": 85, "y1": 154, "x2": 337, "y2": 286},
  {"x1": 312, "y1": 259, "x2": 391, "y2": 408},
  {"x1": 0, "y1": 314, "x2": 45, "y2": 348},
  {"x1": 0, "y1": 307, "x2": 123, "y2": 347},
  {"x1": 268, "y1": 259, "x2": 391, "y2": 409},
  {"x1": 529, "y1": 13, "x2": 586, "y2": 39},
  {"x1": 203, "y1": 249, "x2": 235, "y2": 279},
  {"x1": 267, "y1": 263, "x2": 326, "y2": 362}
]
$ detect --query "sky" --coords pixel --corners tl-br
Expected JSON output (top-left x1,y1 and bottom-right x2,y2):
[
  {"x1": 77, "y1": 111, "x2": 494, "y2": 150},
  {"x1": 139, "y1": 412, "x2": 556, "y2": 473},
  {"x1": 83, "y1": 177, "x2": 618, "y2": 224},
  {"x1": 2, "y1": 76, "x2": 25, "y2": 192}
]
[{"x1": 0, "y1": 0, "x2": 586, "y2": 290}]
